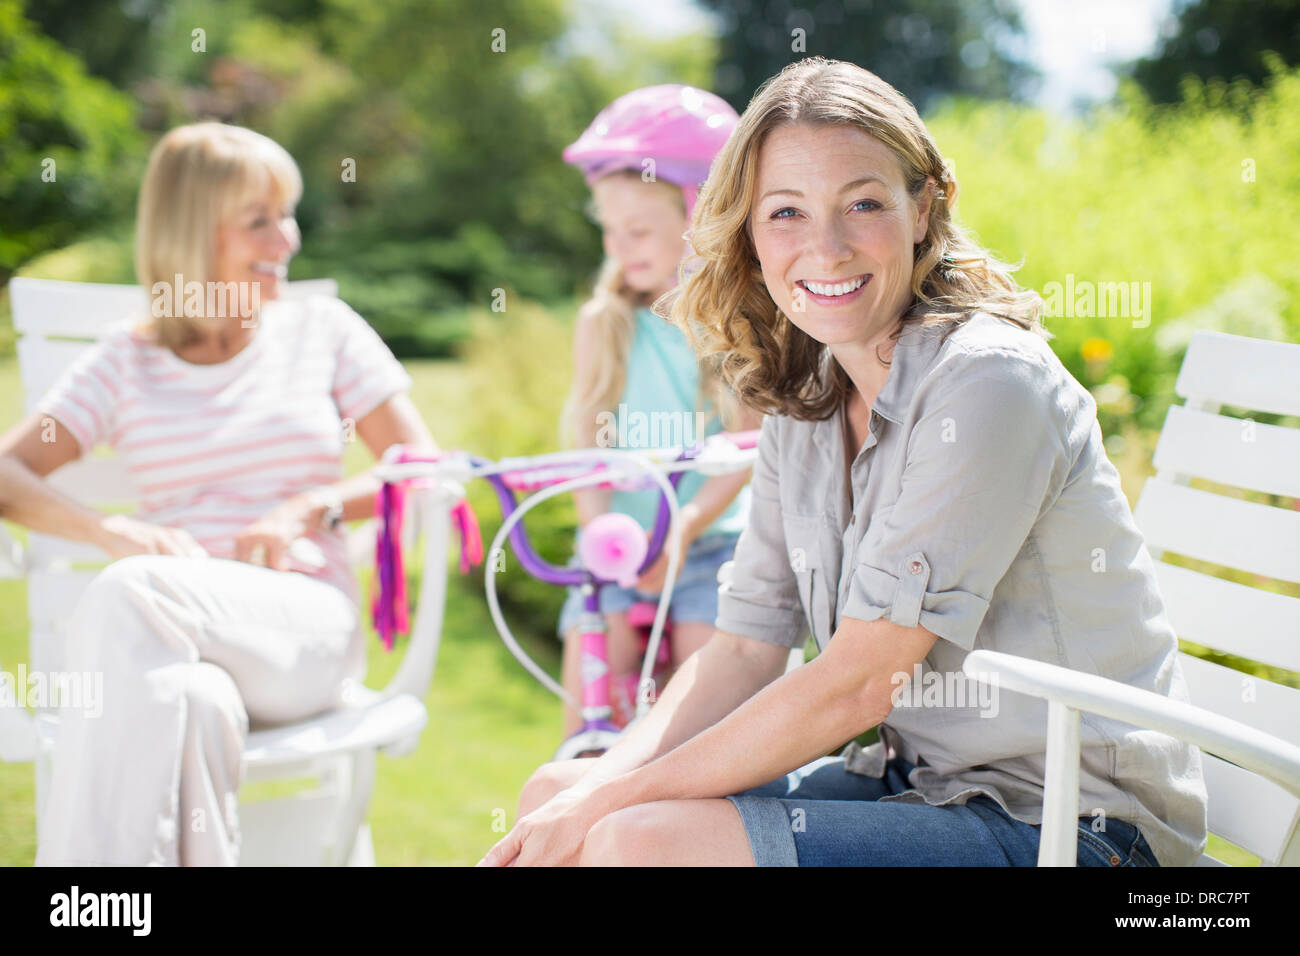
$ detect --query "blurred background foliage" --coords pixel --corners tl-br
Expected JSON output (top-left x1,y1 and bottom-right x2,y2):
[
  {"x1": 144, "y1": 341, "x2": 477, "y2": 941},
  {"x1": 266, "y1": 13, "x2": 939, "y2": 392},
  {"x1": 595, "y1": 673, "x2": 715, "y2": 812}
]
[
  {"x1": 2, "y1": 0, "x2": 1296, "y2": 373},
  {"x1": 1130, "y1": 0, "x2": 1300, "y2": 103},
  {"x1": 0, "y1": 0, "x2": 142, "y2": 284},
  {"x1": 701, "y1": 0, "x2": 1038, "y2": 112},
  {"x1": 2, "y1": 0, "x2": 716, "y2": 350}
]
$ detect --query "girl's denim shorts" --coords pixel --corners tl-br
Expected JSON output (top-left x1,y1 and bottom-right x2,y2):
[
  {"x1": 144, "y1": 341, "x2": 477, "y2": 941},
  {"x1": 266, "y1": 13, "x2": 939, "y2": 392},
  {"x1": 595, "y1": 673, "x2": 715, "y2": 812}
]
[
  {"x1": 727, "y1": 754, "x2": 1161, "y2": 867},
  {"x1": 556, "y1": 533, "x2": 738, "y2": 639}
]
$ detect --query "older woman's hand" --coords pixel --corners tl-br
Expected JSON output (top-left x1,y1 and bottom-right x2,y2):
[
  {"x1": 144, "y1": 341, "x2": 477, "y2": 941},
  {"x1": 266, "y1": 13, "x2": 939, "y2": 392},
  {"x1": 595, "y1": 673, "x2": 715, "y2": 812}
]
[
  {"x1": 96, "y1": 514, "x2": 208, "y2": 561},
  {"x1": 232, "y1": 499, "x2": 312, "y2": 571},
  {"x1": 477, "y1": 786, "x2": 607, "y2": 867}
]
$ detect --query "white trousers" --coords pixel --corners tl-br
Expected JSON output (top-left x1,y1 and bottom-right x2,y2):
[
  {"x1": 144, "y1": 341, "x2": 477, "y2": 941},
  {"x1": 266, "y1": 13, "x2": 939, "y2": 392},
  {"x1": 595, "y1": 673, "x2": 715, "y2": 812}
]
[{"x1": 34, "y1": 555, "x2": 364, "y2": 866}]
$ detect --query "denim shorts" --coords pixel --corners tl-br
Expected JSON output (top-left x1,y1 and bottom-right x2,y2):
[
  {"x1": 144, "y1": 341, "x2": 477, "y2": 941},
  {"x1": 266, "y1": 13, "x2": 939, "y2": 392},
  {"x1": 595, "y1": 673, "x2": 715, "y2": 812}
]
[
  {"x1": 556, "y1": 533, "x2": 738, "y2": 639},
  {"x1": 726, "y1": 754, "x2": 1161, "y2": 867}
]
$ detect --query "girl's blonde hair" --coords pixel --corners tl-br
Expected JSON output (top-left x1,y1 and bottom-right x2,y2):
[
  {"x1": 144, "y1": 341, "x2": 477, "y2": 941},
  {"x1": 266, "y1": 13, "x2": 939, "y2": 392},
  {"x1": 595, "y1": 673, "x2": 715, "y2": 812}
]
[
  {"x1": 135, "y1": 122, "x2": 302, "y2": 350},
  {"x1": 559, "y1": 172, "x2": 740, "y2": 449},
  {"x1": 669, "y1": 56, "x2": 1045, "y2": 421}
]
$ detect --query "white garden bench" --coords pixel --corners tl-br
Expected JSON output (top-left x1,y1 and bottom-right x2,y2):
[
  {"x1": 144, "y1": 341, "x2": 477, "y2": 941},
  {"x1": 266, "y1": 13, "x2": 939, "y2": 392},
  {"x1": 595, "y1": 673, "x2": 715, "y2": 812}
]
[
  {"x1": 965, "y1": 330, "x2": 1300, "y2": 866},
  {"x1": 0, "y1": 276, "x2": 455, "y2": 866}
]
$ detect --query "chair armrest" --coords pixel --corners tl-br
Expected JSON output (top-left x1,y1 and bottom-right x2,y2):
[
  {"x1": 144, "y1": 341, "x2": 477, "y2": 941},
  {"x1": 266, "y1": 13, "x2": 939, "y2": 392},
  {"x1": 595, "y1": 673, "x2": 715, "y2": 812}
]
[
  {"x1": 0, "y1": 521, "x2": 35, "y2": 759},
  {"x1": 0, "y1": 706, "x2": 38, "y2": 762},
  {"x1": 963, "y1": 649, "x2": 1300, "y2": 794},
  {"x1": 376, "y1": 482, "x2": 457, "y2": 702},
  {"x1": 962, "y1": 649, "x2": 1300, "y2": 867},
  {"x1": 0, "y1": 523, "x2": 24, "y2": 579}
]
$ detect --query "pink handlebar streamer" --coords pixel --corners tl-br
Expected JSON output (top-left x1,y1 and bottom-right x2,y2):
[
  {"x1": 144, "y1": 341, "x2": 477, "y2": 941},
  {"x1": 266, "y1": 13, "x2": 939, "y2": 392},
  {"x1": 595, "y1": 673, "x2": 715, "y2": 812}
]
[{"x1": 372, "y1": 449, "x2": 482, "y2": 651}]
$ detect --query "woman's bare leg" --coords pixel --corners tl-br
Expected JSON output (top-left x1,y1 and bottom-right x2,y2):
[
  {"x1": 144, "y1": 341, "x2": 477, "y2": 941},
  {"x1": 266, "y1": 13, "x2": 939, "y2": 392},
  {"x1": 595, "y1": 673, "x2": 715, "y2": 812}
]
[{"x1": 580, "y1": 799, "x2": 755, "y2": 866}]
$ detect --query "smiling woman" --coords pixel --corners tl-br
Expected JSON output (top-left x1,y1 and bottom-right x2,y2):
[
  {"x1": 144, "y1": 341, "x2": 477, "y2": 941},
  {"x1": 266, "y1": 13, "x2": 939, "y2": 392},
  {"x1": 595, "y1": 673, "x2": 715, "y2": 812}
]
[
  {"x1": 136, "y1": 123, "x2": 302, "y2": 350},
  {"x1": 680, "y1": 65, "x2": 1044, "y2": 423},
  {"x1": 484, "y1": 57, "x2": 1207, "y2": 869},
  {"x1": 754, "y1": 125, "x2": 927, "y2": 356}
]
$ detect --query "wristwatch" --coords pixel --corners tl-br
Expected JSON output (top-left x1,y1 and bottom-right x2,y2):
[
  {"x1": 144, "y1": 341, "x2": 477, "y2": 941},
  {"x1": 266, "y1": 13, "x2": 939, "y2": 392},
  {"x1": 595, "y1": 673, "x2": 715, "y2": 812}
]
[{"x1": 315, "y1": 489, "x2": 345, "y2": 531}]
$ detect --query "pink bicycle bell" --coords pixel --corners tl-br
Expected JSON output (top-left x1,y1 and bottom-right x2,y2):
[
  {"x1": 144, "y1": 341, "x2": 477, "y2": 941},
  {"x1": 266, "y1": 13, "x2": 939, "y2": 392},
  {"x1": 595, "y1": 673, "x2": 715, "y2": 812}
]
[{"x1": 579, "y1": 513, "x2": 648, "y2": 587}]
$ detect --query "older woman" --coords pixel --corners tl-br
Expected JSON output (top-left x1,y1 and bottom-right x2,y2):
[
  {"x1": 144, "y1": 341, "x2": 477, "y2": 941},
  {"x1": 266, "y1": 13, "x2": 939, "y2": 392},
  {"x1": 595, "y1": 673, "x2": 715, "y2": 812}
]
[
  {"x1": 0, "y1": 122, "x2": 435, "y2": 865},
  {"x1": 482, "y1": 58, "x2": 1208, "y2": 868}
]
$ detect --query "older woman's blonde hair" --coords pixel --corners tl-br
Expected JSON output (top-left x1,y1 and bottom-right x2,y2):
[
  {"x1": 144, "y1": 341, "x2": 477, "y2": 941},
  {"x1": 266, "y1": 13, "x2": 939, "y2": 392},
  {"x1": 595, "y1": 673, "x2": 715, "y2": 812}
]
[
  {"x1": 135, "y1": 122, "x2": 302, "y2": 350},
  {"x1": 558, "y1": 171, "x2": 741, "y2": 449},
  {"x1": 669, "y1": 57, "x2": 1045, "y2": 421}
]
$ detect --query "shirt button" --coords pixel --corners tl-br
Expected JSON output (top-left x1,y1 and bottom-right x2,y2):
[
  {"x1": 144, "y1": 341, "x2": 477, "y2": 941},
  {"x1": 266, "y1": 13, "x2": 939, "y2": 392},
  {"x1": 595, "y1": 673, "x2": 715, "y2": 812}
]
[{"x1": 909, "y1": 560, "x2": 924, "y2": 575}]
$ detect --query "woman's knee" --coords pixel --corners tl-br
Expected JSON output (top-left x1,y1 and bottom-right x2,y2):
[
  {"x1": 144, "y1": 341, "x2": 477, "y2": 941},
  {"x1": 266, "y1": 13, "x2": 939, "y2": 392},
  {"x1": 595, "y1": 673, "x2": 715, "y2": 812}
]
[
  {"x1": 75, "y1": 555, "x2": 165, "y2": 616},
  {"x1": 580, "y1": 803, "x2": 671, "y2": 866},
  {"x1": 64, "y1": 556, "x2": 181, "y2": 666},
  {"x1": 180, "y1": 662, "x2": 249, "y2": 740},
  {"x1": 517, "y1": 759, "x2": 595, "y2": 817},
  {"x1": 580, "y1": 800, "x2": 753, "y2": 866}
]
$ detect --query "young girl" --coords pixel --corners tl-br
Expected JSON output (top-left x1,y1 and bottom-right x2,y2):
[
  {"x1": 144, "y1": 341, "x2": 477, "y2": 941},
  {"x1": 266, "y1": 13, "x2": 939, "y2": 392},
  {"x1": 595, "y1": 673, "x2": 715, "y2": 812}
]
[{"x1": 555, "y1": 85, "x2": 763, "y2": 744}]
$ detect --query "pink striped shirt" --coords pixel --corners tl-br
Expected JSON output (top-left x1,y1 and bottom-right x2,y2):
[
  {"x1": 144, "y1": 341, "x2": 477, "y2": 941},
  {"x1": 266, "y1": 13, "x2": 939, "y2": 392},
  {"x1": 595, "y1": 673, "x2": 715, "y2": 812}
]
[{"x1": 39, "y1": 294, "x2": 413, "y2": 600}]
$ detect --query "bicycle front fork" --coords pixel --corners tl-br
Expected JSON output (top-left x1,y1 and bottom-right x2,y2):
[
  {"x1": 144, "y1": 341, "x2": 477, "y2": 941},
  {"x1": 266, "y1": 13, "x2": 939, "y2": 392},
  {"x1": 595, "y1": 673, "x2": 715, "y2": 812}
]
[{"x1": 554, "y1": 586, "x2": 623, "y2": 760}]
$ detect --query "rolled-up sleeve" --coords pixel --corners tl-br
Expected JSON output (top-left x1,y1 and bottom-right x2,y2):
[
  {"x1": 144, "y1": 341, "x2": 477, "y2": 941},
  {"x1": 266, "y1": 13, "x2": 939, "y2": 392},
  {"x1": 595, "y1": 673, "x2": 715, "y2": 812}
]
[
  {"x1": 714, "y1": 414, "x2": 808, "y2": 648},
  {"x1": 842, "y1": 348, "x2": 1073, "y2": 651}
]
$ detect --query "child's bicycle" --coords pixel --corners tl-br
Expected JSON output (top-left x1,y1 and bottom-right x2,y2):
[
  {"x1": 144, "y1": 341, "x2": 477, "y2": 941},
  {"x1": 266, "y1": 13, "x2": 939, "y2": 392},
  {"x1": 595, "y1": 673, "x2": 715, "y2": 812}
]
[{"x1": 372, "y1": 430, "x2": 759, "y2": 760}]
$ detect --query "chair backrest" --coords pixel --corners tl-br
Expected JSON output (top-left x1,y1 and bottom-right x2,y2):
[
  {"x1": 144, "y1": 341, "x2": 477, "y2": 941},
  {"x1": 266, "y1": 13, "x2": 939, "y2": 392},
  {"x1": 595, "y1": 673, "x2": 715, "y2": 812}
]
[
  {"x1": 1133, "y1": 330, "x2": 1300, "y2": 865},
  {"x1": 8, "y1": 276, "x2": 339, "y2": 680}
]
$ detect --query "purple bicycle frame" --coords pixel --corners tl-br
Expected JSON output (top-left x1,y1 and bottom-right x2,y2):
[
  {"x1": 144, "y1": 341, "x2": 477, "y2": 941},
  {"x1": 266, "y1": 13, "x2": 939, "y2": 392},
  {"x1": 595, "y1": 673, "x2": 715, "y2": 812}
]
[
  {"x1": 373, "y1": 431, "x2": 758, "y2": 756},
  {"x1": 470, "y1": 451, "x2": 689, "y2": 757}
]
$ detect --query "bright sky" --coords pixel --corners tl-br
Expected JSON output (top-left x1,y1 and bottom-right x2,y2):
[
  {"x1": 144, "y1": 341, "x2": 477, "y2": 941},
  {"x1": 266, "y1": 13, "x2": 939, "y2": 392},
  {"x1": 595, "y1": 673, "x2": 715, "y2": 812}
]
[
  {"x1": 574, "y1": 0, "x2": 1178, "y2": 114},
  {"x1": 1019, "y1": 0, "x2": 1175, "y2": 111}
]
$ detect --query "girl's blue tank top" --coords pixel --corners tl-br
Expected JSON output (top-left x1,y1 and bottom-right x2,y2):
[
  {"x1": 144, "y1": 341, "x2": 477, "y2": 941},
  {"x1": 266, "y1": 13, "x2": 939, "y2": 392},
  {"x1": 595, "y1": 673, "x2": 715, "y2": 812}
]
[{"x1": 605, "y1": 307, "x2": 750, "y2": 538}]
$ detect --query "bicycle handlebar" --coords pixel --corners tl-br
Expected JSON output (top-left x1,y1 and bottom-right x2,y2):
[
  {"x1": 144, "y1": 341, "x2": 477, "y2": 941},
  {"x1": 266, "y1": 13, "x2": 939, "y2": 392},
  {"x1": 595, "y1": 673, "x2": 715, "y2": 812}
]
[
  {"x1": 376, "y1": 429, "x2": 759, "y2": 589},
  {"x1": 373, "y1": 429, "x2": 760, "y2": 712}
]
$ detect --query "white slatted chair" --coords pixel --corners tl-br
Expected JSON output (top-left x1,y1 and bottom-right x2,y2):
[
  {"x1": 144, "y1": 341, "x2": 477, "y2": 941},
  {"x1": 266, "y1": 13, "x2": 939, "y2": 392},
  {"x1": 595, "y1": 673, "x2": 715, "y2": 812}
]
[
  {"x1": 0, "y1": 276, "x2": 454, "y2": 866},
  {"x1": 965, "y1": 330, "x2": 1300, "y2": 866}
]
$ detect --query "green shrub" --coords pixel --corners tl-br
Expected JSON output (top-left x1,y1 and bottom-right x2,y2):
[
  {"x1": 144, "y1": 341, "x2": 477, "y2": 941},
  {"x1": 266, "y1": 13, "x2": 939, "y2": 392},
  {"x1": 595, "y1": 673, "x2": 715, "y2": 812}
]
[
  {"x1": 0, "y1": 0, "x2": 143, "y2": 280},
  {"x1": 442, "y1": 300, "x2": 580, "y2": 641}
]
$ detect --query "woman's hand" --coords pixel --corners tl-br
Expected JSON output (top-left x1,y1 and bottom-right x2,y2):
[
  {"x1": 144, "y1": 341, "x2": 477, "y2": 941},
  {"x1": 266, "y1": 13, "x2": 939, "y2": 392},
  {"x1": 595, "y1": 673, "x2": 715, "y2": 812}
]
[
  {"x1": 476, "y1": 787, "x2": 607, "y2": 867},
  {"x1": 96, "y1": 514, "x2": 208, "y2": 561},
  {"x1": 232, "y1": 499, "x2": 312, "y2": 571}
]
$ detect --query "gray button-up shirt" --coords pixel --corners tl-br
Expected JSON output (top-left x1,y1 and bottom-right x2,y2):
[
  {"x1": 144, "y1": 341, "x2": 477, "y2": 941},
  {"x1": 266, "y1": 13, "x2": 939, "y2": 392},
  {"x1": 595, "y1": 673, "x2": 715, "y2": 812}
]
[{"x1": 715, "y1": 312, "x2": 1208, "y2": 867}]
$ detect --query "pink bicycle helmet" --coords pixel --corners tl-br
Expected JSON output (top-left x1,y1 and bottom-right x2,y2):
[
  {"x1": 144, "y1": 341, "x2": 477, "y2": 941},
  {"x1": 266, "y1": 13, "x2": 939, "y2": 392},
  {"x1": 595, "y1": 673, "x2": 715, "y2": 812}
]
[{"x1": 562, "y1": 84, "x2": 739, "y2": 221}]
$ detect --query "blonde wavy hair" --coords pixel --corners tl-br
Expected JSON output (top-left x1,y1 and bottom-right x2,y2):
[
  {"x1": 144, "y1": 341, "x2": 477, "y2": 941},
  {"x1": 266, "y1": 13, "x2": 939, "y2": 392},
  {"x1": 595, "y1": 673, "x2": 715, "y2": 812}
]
[
  {"x1": 669, "y1": 56, "x2": 1045, "y2": 421},
  {"x1": 135, "y1": 122, "x2": 302, "y2": 350},
  {"x1": 559, "y1": 172, "x2": 740, "y2": 449}
]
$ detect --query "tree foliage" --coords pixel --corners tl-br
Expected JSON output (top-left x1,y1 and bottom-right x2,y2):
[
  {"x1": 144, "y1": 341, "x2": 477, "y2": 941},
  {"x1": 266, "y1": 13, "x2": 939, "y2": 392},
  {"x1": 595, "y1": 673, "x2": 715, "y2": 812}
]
[
  {"x1": 697, "y1": 0, "x2": 1037, "y2": 113},
  {"x1": 7, "y1": 0, "x2": 719, "y2": 353},
  {"x1": 1130, "y1": 0, "x2": 1300, "y2": 103},
  {"x1": 0, "y1": 0, "x2": 143, "y2": 282}
]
